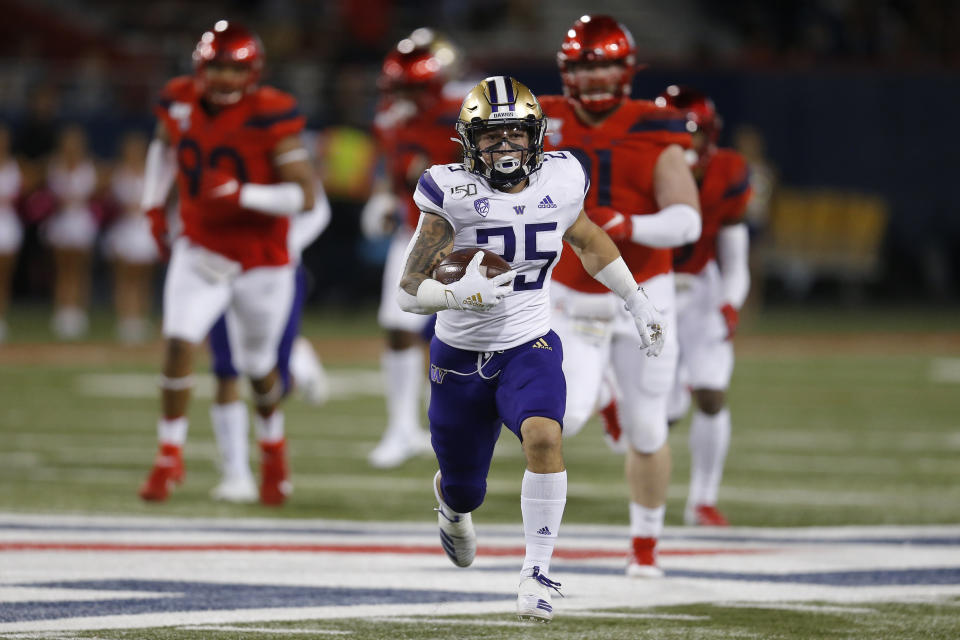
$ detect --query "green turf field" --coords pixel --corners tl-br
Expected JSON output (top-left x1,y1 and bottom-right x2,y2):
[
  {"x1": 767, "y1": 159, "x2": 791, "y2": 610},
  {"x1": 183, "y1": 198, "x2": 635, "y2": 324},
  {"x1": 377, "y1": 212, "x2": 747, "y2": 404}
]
[
  {"x1": 1, "y1": 305, "x2": 958, "y2": 639},
  {"x1": 1, "y1": 305, "x2": 958, "y2": 526}
]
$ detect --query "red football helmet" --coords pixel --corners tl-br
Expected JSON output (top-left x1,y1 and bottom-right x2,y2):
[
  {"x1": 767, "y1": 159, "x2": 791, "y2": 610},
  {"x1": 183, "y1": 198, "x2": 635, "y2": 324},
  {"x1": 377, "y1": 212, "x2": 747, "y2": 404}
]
[
  {"x1": 656, "y1": 85, "x2": 720, "y2": 167},
  {"x1": 557, "y1": 15, "x2": 637, "y2": 113},
  {"x1": 378, "y1": 28, "x2": 461, "y2": 108},
  {"x1": 193, "y1": 20, "x2": 264, "y2": 106}
]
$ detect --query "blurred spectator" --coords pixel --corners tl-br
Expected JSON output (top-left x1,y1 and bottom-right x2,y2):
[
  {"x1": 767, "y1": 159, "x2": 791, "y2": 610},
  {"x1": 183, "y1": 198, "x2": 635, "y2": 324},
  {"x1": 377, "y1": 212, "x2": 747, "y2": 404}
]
[
  {"x1": 732, "y1": 124, "x2": 777, "y2": 310},
  {"x1": 0, "y1": 124, "x2": 22, "y2": 342},
  {"x1": 13, "y1": 85, "x2": 59, "y2": 193},
  {"x1": 308, "y1": 63, "x2": 380, "y2": 304},
  {"x1": 103, "y1": 130, "x2": 157, "y2": 344},
  {"x1": 732, "y1": 124, "x2": 776, "y2": 235},
  {"x1": 44, "y1": 125, "x2": 100, "y2": 339}
]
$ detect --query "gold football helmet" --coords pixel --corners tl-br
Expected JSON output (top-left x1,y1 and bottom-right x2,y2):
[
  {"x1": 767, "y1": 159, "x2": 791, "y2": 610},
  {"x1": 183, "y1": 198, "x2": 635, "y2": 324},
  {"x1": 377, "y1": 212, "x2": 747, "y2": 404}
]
[{"x1": 455, "y1": 76, "x2": 546, "y2": 188}]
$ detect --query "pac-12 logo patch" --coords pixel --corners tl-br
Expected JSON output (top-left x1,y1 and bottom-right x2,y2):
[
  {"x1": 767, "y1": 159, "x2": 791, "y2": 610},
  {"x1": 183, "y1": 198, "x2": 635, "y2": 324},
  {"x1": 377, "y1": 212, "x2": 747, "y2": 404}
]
[{"x1": 474, "y1": 197, "x2": 490, "y2": 217}]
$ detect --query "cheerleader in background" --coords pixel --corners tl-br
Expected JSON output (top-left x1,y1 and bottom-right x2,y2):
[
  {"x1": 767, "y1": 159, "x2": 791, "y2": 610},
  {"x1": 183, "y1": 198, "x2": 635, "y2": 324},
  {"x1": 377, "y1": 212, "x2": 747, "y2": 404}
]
[
  {"x1": 45, "y1": 125, "x2": 99, "y2": 340},
  {"x1": 104, "y1": 131, "x2": 157, "y2": 343},
  {"x1": 0, "y1": 124, "x2": 22, "y2": 343}
]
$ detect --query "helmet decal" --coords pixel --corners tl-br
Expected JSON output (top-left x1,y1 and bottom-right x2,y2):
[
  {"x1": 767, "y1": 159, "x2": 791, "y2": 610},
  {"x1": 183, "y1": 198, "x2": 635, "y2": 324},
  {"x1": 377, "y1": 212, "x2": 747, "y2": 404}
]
[
  {"x1": 455, "y1": 76, "x2": 546, "y2": 189},
  {"x1": 557, "y1": 15, "x2": 637, "y2": 113},
  {"x1": 656, "y1": 85, "x2": 721, "y2": 168},
  {"x1": 192, "y1": 20, "x2": 264, "y2": 107}
]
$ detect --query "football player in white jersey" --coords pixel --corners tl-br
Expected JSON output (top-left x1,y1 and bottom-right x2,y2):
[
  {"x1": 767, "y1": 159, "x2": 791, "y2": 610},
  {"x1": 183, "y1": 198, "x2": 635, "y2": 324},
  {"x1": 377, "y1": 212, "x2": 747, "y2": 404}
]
[{"x1": 397, "y1": 76, "x2": 665, "y2": 623}]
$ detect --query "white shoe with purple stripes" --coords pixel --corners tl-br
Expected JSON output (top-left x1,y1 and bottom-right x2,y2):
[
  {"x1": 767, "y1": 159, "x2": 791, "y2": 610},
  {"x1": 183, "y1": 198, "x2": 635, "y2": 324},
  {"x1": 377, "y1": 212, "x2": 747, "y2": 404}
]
[
  {"x1": 517, "y1": 566, "x2": 562, "y2": 623},
  {"x1": 433, "y1": 471, "x2": 476, "y2": 568}
]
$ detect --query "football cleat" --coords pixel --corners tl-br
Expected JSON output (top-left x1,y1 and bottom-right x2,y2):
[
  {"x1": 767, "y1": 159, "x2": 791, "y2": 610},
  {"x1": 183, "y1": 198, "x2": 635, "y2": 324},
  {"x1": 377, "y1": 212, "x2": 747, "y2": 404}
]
[
  {"x1": 626, "y1": 536, "x2": 664, "y2": 578},
  {"x1": 138, "y1": 444, "x2": 184, "y2": 502},
  {"x1": 517, "y1": 566, "x2": 562, "y2": 623},
  {"x1": 368, "y1": 429, "x2": 431, "y2": 469},
  {"x1": 210, "y1": 473, "x2": 258, "y2": 503},
  {"x1": 685, "y1": 504, "x2": 730, "y2": 527},
  {"x1": 259, "y1": 439, "x2": 292, "y2": 506},
  {"x1": 433, "y1": 470, "x2": 476, "y2": 567}
]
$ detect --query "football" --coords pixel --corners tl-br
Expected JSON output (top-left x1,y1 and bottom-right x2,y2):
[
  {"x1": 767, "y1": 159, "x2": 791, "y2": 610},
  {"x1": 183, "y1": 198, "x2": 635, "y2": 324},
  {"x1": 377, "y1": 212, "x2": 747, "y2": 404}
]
[{"x1": 432, "y1": 248, "x2": 511, "y2": 284}]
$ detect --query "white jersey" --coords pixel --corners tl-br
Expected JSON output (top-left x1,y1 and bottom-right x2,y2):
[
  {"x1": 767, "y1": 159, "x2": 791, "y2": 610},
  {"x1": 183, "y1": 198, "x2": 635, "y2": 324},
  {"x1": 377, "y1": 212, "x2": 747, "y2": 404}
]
[{"x1": 413, "y1": 152, "x2": 588, "y2": 351}]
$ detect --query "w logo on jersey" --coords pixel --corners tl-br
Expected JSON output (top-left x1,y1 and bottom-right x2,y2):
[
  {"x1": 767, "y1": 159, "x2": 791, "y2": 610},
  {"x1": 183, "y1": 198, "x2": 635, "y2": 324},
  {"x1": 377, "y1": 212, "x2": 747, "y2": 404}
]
[
  {"x1": 513, "y1": 205, "x2": 526, "y2": 215},
  {"x1": 537, "y1": 195, "x2": 557, "y2": 209}
]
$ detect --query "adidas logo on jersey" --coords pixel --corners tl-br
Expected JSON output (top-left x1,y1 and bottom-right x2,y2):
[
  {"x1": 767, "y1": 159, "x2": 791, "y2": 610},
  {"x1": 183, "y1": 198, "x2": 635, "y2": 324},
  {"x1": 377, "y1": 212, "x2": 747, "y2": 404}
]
[
  {"x1": 537, "y1": 195, "x2": 557, "y2": 209},
  {"x1": 537, "y1": 526, "x2": 552, "y2": 536},
  {"x1": 532, "y1": 337, "x2": 552, "y2": 350}
]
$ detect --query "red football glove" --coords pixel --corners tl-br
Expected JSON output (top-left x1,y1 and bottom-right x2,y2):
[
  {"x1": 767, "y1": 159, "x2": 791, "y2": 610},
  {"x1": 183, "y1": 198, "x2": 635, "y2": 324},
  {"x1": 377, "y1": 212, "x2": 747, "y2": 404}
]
[
  {"x1": 587, "y1": 206, "x2": 631, "y2": 242},
  {"x1": 720, "y1": 303, "x2": 739, "y2": 340},
  {"x1": 145, "y1": 206, "x2": 170, "y2": 261},
  {"x1": 198, "y1": 169, "x2": 243, "y2": 221}
]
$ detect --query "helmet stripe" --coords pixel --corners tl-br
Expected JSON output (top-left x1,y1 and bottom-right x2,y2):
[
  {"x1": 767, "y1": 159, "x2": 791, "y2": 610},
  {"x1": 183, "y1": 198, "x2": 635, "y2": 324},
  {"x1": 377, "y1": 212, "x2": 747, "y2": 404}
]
[
  {"x1": 487, "y1": 79, "x2": 500, "y2": 111},
  {"x1": 503, "y1": 77, "x2": 515, "y2": 111}
]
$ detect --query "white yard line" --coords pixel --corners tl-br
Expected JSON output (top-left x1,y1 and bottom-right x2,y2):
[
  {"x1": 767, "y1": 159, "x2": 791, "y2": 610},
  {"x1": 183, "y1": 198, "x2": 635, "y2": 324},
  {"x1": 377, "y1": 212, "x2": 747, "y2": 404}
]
[
  {"x1": 929, "y1": 357, "x2": 960, "y2": 383},
  {"x1": 185, "y1": 626, "x2": 350, "y2": 635}
]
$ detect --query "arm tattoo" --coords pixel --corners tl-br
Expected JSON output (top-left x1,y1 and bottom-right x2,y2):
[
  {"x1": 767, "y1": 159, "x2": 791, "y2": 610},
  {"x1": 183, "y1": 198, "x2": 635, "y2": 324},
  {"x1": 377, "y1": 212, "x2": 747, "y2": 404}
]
[{"x1": 400, "y1": 213, "x2": 454, "y2": 294}]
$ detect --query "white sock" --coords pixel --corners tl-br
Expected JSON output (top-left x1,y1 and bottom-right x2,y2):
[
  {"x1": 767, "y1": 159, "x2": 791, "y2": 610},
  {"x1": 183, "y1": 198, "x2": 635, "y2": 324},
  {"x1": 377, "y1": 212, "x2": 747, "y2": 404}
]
[
  {"x1": 211, "y1": 401, "x2": 251, "y2": 479},
  {"x1": 157, "y1": 416, "x2": 188, "y2": 446},
  {"x1": 254, "y1": 410, "x2": 285, "y2": 444},
  {"x1": 381, "y1": 347, "x2": 424, "y2": 439},
  {"x1": 520, "y1": 469, "x2": 567, "y2": 576},
  {"x1": 629, "y1": 502, "x2": 665, "y2": 539},
  {"x1": 688, "y1": 408, "x2": 731, "y2": 506}
]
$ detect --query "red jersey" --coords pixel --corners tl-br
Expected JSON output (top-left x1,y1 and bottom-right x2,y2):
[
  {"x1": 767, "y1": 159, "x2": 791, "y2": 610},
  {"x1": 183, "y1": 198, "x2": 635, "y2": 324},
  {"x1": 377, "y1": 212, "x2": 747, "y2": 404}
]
[
  {"x1": 673, "y1": 148, "x2": 751, "y2": 275},
  {"x1": 155, "y1": 76, "x2": 306, "y2": 270},
  {"x1": 540, "y1": 96, "x2": 691, "y2": 292},
  {"x1": 373, "y1": 96, "x2": 462, "y2": 230}
]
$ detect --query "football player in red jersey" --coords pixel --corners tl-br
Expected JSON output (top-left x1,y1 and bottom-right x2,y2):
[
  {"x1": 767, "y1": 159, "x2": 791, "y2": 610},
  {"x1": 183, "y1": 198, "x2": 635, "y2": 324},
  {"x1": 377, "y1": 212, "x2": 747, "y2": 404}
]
[
  {"x1": 541, "y1": 15, "x2": 702, "y2": 577},
  {"x1": 362, "y1": 30, "x2": 466, "y2": 468},
  {"x1": 138, "y1": 21, "x2": 315, "y2": 504},
  {"x1": 657, "y1": 86, "x2": 752, "y2": 527}
]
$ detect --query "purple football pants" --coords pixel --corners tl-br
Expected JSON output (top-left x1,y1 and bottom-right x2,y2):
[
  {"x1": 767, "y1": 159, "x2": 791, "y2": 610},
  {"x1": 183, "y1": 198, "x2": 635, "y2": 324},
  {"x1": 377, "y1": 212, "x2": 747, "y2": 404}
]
[{"x1": 428, "y1": 330, "x2": 566, "y2": 513}]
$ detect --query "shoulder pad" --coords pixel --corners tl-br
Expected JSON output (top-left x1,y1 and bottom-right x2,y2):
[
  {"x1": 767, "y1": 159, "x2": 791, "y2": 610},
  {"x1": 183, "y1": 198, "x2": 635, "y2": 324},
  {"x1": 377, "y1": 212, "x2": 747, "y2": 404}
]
[
  {"x1": 537, "y1": 94, "x2": 569, "y2": 115},
  {"x1": 245, "y1": 87, "x2": 304, "y2": 136},
  {"x1": 158, "y1": 76, "x2": 195, "y2": 109}
]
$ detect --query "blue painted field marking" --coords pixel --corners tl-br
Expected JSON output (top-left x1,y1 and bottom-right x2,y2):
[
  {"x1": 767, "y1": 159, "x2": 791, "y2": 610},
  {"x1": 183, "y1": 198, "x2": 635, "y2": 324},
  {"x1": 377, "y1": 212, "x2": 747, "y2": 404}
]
[
  {"x1": 555, "y1": 565, "x2": 960, "y2": 586},
  {"x1": 1, "y1": 580, "x2": 510, "y2": 623}
]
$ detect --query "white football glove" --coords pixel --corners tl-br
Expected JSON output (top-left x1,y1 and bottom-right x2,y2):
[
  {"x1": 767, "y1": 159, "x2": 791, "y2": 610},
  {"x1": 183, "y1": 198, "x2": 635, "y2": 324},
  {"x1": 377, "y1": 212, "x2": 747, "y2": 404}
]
[
  {"x1": 625, "y1": 287, "x2": 666, "y2": 357},
  {"x1": 444, "y1": 251, "x2": 517, "y2": 311}
]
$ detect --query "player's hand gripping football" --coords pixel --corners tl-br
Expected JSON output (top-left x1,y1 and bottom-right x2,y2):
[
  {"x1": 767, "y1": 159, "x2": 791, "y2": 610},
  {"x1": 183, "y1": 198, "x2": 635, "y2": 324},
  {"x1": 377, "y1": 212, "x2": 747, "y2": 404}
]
[
  {"x1": 625, "y1": 287, "x2": 666, "y2": 357},
  {"x1": 445, "y1": 251, "x2": 517, "y2": 312},
  {"x1": 199, "y1": 169, "x2": 243, "y2": 221}
]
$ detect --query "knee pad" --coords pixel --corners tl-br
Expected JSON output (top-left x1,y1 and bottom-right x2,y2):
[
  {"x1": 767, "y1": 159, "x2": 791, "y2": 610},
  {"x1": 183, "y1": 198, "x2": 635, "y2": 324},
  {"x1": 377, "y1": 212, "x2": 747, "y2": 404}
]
[
  {"x1": 443, "y1": 479, "x2": 486, "y2": 514},
  {"x1": 622, "y1": 415, "x2": 668, "y2": 454}
]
